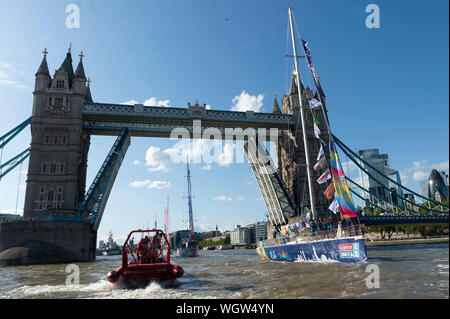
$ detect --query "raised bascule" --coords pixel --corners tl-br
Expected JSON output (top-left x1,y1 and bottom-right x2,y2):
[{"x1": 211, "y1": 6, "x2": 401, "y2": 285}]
[{"x1": 0, "y1": 48, "x2": 448, "y2": 265}]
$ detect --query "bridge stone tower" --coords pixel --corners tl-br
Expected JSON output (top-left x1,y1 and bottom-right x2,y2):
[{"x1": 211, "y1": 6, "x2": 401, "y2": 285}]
[
  {"x1": 276, "y1": 71, "x2": 332, "y2": 215},
  {"x1": 23, "y1": 48, "x2": 92, "y2": 220}
]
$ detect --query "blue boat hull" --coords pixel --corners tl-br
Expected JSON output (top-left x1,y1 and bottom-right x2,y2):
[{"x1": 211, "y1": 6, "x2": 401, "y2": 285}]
[{"x1": 256, "y1": 237, "x2": 367, "y2": 263}]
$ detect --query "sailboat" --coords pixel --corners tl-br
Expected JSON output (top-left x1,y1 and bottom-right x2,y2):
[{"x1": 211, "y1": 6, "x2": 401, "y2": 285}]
[
  {"x1": 247, "y1": 6, "x2": 367, "y2": 263},
  {"x1": 175, "y1": 160, "x2": 198, "y2": 257}
]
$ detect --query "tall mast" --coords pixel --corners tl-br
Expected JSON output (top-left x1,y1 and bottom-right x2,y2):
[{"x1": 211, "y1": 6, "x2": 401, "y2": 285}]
[
  {"x1": 288, "y1": 6, "x2": 317, "y2": 219},
  {"x1": 186, "y1": 158, "x2": 195, "y2": 238},
  {"x1": 165, "y1": 196, "x2": 169, "y2": 240}
]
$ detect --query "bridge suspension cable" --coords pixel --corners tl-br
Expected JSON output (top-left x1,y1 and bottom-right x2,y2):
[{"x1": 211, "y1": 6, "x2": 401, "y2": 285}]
[
  {"x1": 0, "y1": 148, "x2": 30, "y2": 180},
  {"x1": 0, "y1": 117, "x2": 31, "y2": 149},
  {"x1": 332, "y1": 134, "x2": 449, "y2": 213},
  {"x1": 0, "y1": 117, "x2": 31, "y2": 181},
  {"x1": 346, "y1": 175, "x2": 447, "y2": 215}
]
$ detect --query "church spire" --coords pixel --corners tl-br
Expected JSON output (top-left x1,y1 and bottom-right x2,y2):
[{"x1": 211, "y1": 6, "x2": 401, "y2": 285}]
[
  {"x1": 272, "y1": 93, "x2": 281, "y2": 114},
  {"x1": 36, "y1": 48, "x2": 50, "y2": 77}
]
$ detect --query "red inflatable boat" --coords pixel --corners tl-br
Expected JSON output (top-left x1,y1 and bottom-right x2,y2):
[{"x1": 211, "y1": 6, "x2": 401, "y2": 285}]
[{"x1": 106, "y1": 229, "x2": 184, "y2": 285}]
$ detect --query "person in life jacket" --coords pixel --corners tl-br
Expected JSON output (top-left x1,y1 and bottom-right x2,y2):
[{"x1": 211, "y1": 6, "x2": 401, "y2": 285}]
[
  {"x1": 136, "y1": 236, "x2": 151, "y2": 264},
  {"x1": 150, "y1": 233, "x2": 163, "y2": 263}
]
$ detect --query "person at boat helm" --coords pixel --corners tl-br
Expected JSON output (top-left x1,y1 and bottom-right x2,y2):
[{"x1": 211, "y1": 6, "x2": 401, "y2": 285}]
[
  {"x1": 136, "y1": 236, "x2": 151, "y2": 264},
  {"x1": 149, "y1": 232, "x2": 163, "y2": 263}
]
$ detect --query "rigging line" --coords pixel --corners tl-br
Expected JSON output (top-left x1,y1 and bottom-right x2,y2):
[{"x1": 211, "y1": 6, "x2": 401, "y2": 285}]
[{"x1": 285, "y1": 19, "x2": 291, "y2": 96}]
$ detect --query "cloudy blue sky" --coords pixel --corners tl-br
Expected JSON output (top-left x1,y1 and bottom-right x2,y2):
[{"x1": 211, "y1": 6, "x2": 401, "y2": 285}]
[{"x1": 0, "y1": 0, "x2": 448, "y2": 243}]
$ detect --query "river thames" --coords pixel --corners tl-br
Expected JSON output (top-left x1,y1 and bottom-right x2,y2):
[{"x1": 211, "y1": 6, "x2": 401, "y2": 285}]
[{"x1": 0, "y1": 243, "x2": 447, "y2": 299}]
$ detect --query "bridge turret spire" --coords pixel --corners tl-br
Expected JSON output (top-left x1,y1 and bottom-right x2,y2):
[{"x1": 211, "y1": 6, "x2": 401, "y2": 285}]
[
  {"x1": 35, "y1": 48, "x2": 50, "y2": 77},
  {"x1": 272, "y1": 93, "x2": 281, "y2": 114},
  {"x1": 85, "y1": 77, "x2": 93, "y2": 102},
  {"x1": 75, "y1": 51, "x2": 86, "y2": 79},
  {"x1": 55, "y1": 46, "x2": 74, "y2": 88},
  {"x1": 288, "y1": 69, "x2": 304, "y2": 96}
]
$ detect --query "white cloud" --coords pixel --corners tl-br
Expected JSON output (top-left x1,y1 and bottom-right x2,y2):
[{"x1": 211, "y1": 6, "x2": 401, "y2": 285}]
[
  {"x1": 429, "y1": 161, "x2": 449, "y2": 171},
  {"x1": 213, "y1": 195, "x2": 232, "y2": 201},
  {"x1": 407, "y1": 160, "x2": 428, "y2": 173},
  {"x1": 231, "y1": 90, "x2": 264, "y2": 112},
  {"x1": 0, "y1": 61, "x2": 32, "y2": 90},
  {"x1": 143, "y1": 97, "x2": 171, "y2": 107},
  {"x1": 216, "y1": 143, "x2": 235, "y2": 166},
  {"x1": 163, "y1": 139, "x2": 239, "y2": 167},
  {"x1": 201, "y1": 164, "x2": 212, "y2": 170},
  {"x1": 133, "y1": 160, "x2": 140, "y2": 165},
  {"x1": 399, "y1": 172, "x2": 410, "y2": 186},
  {"x1": 0, "y1": 62, "x2": 13, "y2": 70},
  {"x1": 145, "y1": 146, "x2": 172, "y2": 172},
  {"x1": 129, "y1": 179, "x2": 171, "y2": 189},
  {"x1": 147, "y1": 181, "x2": 171, "y2": 189},
  {"x1": 412, "y1": 171, "x2": 429, "y2": 182},
  {"x1": 205, "y1": 104, "x2": 212, "y2": 110},
  {"x1": 129, "y1": 180, "x2": 151, "y2": 188},
  {"x1": 120, "y1": 100, "x2": 139, "y2": 105},
  {"x1": 402, "y1": 160, "x2": 449, "y2": 184},
  {"x1": 236, "y1": 195, "x2": 245, "y2": 200},
  {"x1": 0, "y1": 69, "x2": 10, "y2": 79},
  {"x1": 120, "y1": 97, "x2": 171, "y2": 107}
]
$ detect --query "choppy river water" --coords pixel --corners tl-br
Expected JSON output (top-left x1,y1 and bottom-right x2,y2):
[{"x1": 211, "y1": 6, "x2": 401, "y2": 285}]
[{"x1": 0, "y1": 243, "x2": 447, "y2": 299}]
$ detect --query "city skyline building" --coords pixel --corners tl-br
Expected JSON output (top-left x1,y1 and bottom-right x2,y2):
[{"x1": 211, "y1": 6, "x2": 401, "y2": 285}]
[
  {"x1": 419, "y1": 170, "x2": 449, "y2": 202},
  {"x1": 357, "y1": 149, "x2": 404, "y2": 207}
]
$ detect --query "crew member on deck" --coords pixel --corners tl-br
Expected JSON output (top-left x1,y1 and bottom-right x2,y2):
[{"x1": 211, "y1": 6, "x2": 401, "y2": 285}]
[
  {"x1": 136, "y1": 236, "x2": 151, "y2": 263},
  {"x1": 150, "y1": 233, "x2": 162, "y2": 262}
]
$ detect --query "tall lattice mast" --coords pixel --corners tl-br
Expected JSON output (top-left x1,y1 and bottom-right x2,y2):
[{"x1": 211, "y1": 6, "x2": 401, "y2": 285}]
[{"x1": 186, "y1": 158, "x2": 195, "y2": 239}]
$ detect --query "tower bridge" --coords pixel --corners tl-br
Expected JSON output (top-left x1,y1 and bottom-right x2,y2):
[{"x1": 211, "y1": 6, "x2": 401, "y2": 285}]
[
  {"x1": 0, "y1": 48, "x2": 448, "y2": 265},
  {"x1": 81, "y1": 102, "x2": 294, "y2": 138}
]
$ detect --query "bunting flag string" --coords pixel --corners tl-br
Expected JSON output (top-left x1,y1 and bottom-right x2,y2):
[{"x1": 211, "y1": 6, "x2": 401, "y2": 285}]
[
  {"x1": 313, "y1": 156, "x2": 327, "y2": 172},
  {"x1": 317, "y1": 169, "x2": 330, "y2": 184},
  {"x1": 313, "y1": 113, "x2": 321, "y2": 139},
  {"x1": 323, "y1": 182, "x2": 335, "y2": 199},
  {"x1": 316, "y1": 144, "x2": 324, "y2": 161},
  {"x1": 308, "y1": 98, "x2": 321, "y2": 109},
  {"x1": 301, "y1": 36, "x2": 358, "y2": 220},
  {"x1": 329, "y1": 198, "x2": 339, "y2": 214}
]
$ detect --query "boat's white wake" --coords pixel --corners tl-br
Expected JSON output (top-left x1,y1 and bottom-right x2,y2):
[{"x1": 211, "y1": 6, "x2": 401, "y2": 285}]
[{"x1": 3, "y1": 278, "x2": 209, "y2": 299}]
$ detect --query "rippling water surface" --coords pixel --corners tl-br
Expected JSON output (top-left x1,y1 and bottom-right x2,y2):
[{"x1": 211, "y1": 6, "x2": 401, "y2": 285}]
[{"x1": 0, "y1": 243, "x2": 448, "y2": 299}]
